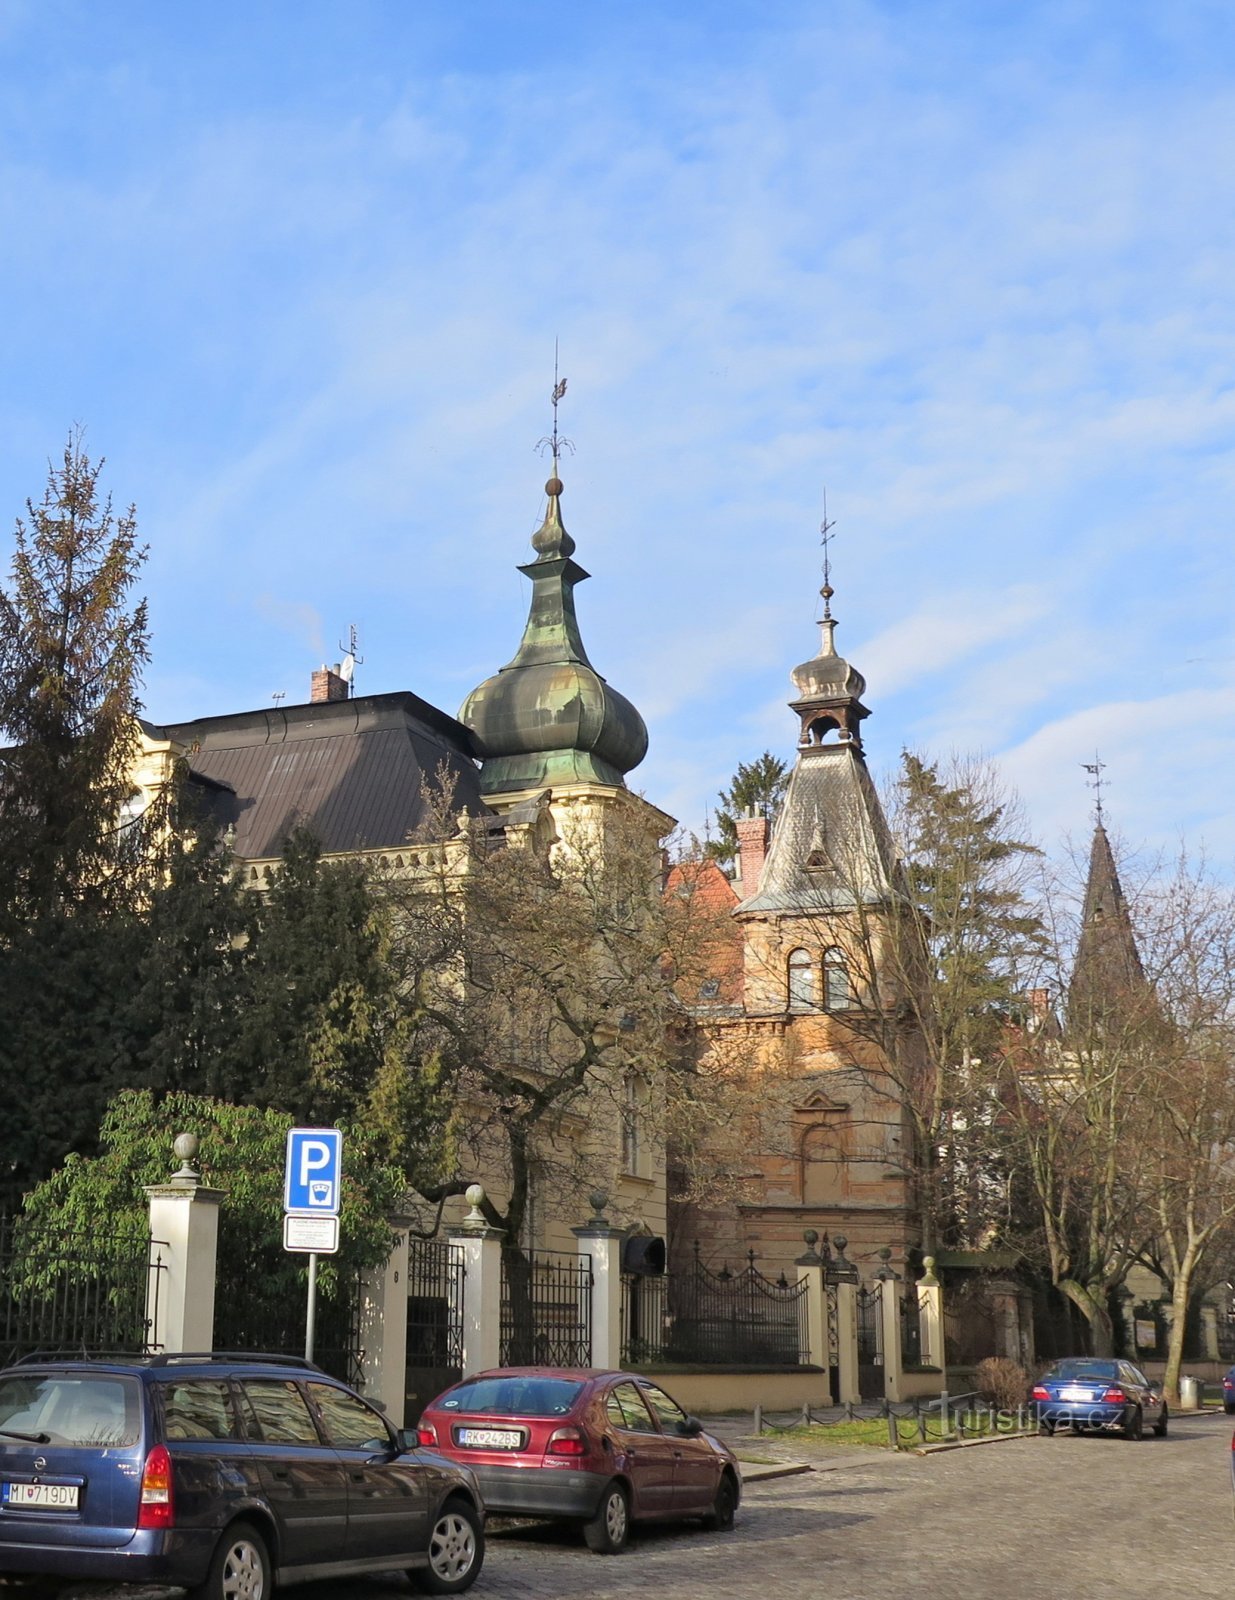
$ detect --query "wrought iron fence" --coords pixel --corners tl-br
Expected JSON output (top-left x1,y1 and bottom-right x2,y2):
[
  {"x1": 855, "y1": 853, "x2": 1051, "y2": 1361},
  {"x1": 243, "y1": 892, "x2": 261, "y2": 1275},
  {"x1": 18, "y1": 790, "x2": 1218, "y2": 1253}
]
[
  {"x1": 626, "y1": 1246, "x2": 810, "y2": 1367},
  {"x1": 500, "y1": 1250, "x2": 592, "y2": 1367},
  {"x1": 213, "y1": 1259, "x2": 364, "y2": 1388},
  {"x1": 0, "y1": 1214, "x2": 164, "y2": 1363},
  {"x1": 826, "y1": 1280, "x2": 841, "y2": 1402},
  {"x1": 901, "y1": 1285, "x2": 923, "y2": 1366},
  {"x1": 856, "y1": 1281, "x2": 884, "y2": 1399},
  {"x1": 406, "y1": 1239, "x2": 465, "y2": 1371}
]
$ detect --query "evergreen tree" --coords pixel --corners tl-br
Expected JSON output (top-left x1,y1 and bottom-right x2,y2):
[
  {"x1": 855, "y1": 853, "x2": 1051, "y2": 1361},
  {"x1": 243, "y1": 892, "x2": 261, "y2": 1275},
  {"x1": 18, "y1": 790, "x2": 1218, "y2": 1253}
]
[
  {"x1": 705, "y1": 751, "x2": 789, "y2": 864},
  {"x1": 0, "y1": 435, "x2": 154, "y2": 921},
  {"x1": 0, "y1": 440, "x2": 155, "y2": 1203}
]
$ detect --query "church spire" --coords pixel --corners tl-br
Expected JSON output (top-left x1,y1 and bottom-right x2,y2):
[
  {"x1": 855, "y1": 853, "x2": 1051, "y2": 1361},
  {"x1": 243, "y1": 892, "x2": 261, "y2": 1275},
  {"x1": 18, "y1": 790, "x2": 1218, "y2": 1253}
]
[{"x1": 1068, "y1": 803, "x2": 1150, "y2": 1030}]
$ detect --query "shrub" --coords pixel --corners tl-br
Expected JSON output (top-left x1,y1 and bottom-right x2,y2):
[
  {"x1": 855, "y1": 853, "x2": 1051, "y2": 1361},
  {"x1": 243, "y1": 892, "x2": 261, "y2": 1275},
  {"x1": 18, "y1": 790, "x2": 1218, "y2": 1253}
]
[{"x1": 974, "y1": 1356, "x2": 1031, "y2": 1410}]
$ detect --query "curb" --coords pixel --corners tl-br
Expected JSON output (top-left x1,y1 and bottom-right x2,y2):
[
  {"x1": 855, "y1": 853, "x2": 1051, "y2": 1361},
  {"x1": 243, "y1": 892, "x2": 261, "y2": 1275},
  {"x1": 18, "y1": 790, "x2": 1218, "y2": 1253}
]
[
  {"x1": 909, "y1": 1431, "x2": 1038, "y2": 1456},
  {"x1": 738, "y1": 1461, "x2": 815, "y2": 1482}
]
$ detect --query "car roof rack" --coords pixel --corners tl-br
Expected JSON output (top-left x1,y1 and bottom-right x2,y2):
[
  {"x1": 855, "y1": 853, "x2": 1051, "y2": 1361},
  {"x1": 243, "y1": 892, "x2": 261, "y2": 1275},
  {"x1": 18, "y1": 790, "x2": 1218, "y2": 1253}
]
[
  {"x1": 9, "y1": 1349, "x2": 152, "y2": 1367},
  {"x1": 144, "y1": 1352, "x2": 324, "y2": 1371}
]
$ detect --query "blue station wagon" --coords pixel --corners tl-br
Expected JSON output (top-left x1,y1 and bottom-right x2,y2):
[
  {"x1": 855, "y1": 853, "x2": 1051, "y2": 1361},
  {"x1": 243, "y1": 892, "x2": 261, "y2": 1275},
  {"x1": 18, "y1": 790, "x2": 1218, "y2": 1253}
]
[{"x1": 0, "y1": 1352, "x2": 485, "y2": 1599}]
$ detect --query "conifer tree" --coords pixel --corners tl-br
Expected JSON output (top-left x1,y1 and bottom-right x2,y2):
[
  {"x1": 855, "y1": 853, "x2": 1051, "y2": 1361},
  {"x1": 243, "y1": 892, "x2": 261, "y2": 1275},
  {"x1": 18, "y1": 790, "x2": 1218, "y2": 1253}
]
[{"x1": 705, "y1": 751, "x2": 789, "y2": 864}]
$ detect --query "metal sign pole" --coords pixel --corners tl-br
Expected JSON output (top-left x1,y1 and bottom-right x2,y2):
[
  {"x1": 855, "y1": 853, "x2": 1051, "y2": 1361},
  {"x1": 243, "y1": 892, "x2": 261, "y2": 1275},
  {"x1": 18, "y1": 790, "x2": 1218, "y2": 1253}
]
[{"x1": 305, "y1": 1252, "x2": 318, "y2": 1362}]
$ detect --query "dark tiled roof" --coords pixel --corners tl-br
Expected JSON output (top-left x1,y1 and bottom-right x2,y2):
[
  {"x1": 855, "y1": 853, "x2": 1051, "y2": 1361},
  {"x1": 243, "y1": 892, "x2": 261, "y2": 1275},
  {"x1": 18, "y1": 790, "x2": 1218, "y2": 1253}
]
[
  {"x1": 155, "y1": 691, "x2": 489, "y2": 860},
  {"x1": 735, "y1": 743, "x2": 898, "y2": 916}
]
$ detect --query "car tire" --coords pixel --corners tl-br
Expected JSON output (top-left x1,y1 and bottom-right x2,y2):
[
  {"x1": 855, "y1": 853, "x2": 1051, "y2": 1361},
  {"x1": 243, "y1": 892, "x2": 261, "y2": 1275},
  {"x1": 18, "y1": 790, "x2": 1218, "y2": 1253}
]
[
  {"x1": 1040, "y1": 1419, "x2": 1056, "y2": 1436},
  {"x1": 584, "y1": 1480, "x2": 630, "y2": 1554},
  {"x1": 412, "y1": 1498, "x2": 484, "y2": 1595},
  {"x1": 701, "y1": 1472, "x2": 737, "y2": 1531},
  {"x1": 191, "y1": 1521, "x2": 271, "y2": 1600},
  {"x1": 1153, "y1": 1404, "x2": 1168, "y2": 1438},
  {"x1": 1225, "y1": 1401, "x2": 1235, "y2": 1415},
  {"x1": 1124, "y1": 1406, "x2": 1144, "y2": 1441}
]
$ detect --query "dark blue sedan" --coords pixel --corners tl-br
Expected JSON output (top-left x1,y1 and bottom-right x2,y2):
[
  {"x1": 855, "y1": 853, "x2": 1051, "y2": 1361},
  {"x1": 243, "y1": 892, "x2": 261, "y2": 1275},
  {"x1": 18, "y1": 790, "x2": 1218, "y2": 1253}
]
[
  {"x1": 1032, "y1": 1358, "x2": 1168, "y2": 1439},
  {"x1": 1222, "y1": 1366, "x2": 1235, "y2": 1414}
]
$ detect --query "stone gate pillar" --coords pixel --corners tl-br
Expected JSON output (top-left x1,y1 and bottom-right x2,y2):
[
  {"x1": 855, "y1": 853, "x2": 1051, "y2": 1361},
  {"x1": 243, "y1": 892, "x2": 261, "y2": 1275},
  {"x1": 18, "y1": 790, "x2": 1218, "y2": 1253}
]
[
  {"x1": 448, "y1": 1184, "x2": 504, "y2": 1376},
  {"x1": 794, "y1": 1232, "x2": 828, "y2": 1374},
  {"x1": 828, "y1": 1238, "x2": 861, "y2": 1406},
  {"x1": 875, "y1": 1256, "x2": 905, "y2": 1403},
  {"x1": 572, "y1": 1191, "x2": 624, "y2": 1369},
  {"x1": 918, "y1": 1256, "x2": 944, "y2": 1372},
  {"x1": 358, "y1": 1221, "x2": 411, "y2": 1425},
  {"x1": 144, "y1": 1134, "x2": 224, "y2": 1354}
]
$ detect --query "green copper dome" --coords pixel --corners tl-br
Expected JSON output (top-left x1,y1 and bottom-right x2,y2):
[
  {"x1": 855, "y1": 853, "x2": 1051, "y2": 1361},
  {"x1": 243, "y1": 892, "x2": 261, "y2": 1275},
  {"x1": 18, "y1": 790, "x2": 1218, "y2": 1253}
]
[{"x1": 459, "y1": 473, "x2": 648, "y2": 796}]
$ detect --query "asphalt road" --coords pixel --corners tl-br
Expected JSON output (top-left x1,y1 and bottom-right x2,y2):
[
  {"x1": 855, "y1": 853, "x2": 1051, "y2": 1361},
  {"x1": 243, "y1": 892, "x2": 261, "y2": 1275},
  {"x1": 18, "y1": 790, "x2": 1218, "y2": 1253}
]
[{"x1": 19, "y1": 1411, "x2": 1234, "y2": 1600}]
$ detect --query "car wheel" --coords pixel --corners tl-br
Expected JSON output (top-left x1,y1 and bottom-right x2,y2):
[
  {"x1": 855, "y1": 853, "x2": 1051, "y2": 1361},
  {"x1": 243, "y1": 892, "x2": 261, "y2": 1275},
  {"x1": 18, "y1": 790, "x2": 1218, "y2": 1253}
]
[
  {"x1": 1124, "y1": 1406, "x2": 1144, "y2": 1441},
  {"x1": 1225, "y1": 1401, "x2": 1235, "y2": 1415},
  {"x1": 1153, "y1": 1404, "x2": 1168, "y2": 1438},
  {"x1": 584, "y1": 1480, "x2": 630, "y2": 1554},
  {"x1": 701, "y1": 1472, "x2": 737, "y2": 1531},
  {"x1": 412, "y1": 1498, "x2": 484, "y2": 1595},
  {"x1": 1040, "y1": 1419, "x2": 1056, "y2": 1436},
  {"x1": 191, "y1": 1521, "x2": 270, "y2": 1600}
]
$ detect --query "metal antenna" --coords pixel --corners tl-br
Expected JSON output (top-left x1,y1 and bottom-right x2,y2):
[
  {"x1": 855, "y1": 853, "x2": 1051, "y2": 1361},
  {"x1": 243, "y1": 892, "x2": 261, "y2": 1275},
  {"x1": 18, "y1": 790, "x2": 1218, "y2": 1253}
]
[
  {"x1": 337, "y1": 623, "x2": 364, "y2": 697},
  {"x1": 536, "y1": 339, "x2": 575, "y2": 466},
  {"x1": 272, "y1": 691, "x2": 286, "y2": 709},
  {"x1": 819, "y1": 490, "x2": 837, "y2": 621},
  {"x1": 1082, "y1": 754, "x2": 1107, "y2": 825}
]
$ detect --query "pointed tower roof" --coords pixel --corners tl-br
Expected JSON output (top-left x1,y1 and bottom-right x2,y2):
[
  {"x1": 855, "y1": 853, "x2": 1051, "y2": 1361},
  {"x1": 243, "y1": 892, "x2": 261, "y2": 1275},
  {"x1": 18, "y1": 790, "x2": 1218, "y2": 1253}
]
[
  {"x1": 1068, "y1": 822, "x2": 1149, "y2": 1028},
  {"x1": 738, "y1": 548, "x2": 895, "y2": 916},
  {"x1": 458, "y1": 468, "x2": 648, "y2": 796}
]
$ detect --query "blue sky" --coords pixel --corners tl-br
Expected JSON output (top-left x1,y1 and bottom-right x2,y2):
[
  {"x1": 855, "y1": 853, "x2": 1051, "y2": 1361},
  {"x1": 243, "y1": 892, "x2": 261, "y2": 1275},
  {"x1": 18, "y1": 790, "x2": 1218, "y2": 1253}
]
[{"x1": 1, "y1": 1, "x2": 1233, "y2": 860}]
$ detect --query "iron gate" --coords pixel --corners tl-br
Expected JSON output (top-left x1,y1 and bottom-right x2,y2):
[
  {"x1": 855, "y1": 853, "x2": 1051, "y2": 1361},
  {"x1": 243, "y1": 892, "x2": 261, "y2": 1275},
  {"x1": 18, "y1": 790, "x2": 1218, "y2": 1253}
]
[
  {"x1": 406, "y1": 1239, "x2": 465, "y2": 1423},
  {"x1": 900, "y1": 1285, "x2": 923, "y2": 1366},
  {"x1": 857, "y1": 1281, "x2": 884, "y2": 1399},
  {"x1": 500, "y1": 1250, "x2": 592, "y2": 1367},
  {"x1": 0, "y1": 1215, "x2": 164, "y2": 1364},
  {"x1": 826, "y1": 1281, "x2": 841, "y2": 1402}
]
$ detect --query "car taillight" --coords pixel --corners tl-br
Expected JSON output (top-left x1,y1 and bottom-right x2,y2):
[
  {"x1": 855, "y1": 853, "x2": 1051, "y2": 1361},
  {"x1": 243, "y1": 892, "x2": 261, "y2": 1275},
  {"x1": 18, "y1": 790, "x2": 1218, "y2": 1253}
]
[
  {"x1": 546, "y1": 1427, "x2": 587, "y2": 1456},
  {"x1": 1031, "y1": 1386, "x2": 1050, "y2": 1401},
  {"x1": 417, "y1": 1422, "x2": 438, "y2": 1447},
  {"x1": 1101, "y1": 1388, "x2": 1127, "y2": 1404},
  {"x1": 137, "y1": 1444, "x2": 174, "y2": 1530}
]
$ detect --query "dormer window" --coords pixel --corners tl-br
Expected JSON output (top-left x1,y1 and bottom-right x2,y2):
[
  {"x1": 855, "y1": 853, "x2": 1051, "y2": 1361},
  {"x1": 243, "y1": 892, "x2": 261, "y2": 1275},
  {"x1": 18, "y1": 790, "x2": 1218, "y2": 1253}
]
[
  {"x1": 787, "y1": 947, "x2": 816, "y2": 1010},
  {"x1": 824, "y1": 947, "x2": 851, "y2": 1010}
]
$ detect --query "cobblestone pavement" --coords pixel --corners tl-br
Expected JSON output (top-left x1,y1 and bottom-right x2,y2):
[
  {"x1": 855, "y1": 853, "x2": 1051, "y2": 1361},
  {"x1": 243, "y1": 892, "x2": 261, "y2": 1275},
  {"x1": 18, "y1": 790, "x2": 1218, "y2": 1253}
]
[{"x1": 18, "y1": 1412, "x2": 1232, "y2": 1600}]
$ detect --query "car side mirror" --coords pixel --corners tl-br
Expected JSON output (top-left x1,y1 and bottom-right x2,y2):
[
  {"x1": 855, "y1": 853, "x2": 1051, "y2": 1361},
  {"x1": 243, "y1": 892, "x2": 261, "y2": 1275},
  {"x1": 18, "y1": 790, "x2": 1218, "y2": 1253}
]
[
  {"x1": 396, "y1": 1428, "x2": 417, "y2": 1453},
  {"x1": 679, "y1": 1415, "x2": 704, "y2": 1437}
]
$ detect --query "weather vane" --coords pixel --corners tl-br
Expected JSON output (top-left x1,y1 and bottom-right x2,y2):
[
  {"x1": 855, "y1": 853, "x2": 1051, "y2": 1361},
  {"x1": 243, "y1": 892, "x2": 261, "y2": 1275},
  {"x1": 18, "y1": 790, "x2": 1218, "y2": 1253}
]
[
  {"x1": 819, "y1": 490, "x2": 837, "y2": 621},
  {"x1": 536, "y1": 339, "x2": 575, "y2": 468},
  {"x1": 1082, "y1": 754, "x2": 1107, "y2": 825}
]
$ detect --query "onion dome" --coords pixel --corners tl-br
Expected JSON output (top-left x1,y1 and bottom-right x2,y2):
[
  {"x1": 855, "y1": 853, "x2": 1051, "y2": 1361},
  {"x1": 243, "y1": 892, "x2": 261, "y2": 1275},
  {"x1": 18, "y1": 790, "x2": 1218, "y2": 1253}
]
[
  {"x1": 789, "y1": 581, "x2": 870, "y2": 749},
  {"x1": 459, "y1": 472, "x2": 648, "y2": 796}
]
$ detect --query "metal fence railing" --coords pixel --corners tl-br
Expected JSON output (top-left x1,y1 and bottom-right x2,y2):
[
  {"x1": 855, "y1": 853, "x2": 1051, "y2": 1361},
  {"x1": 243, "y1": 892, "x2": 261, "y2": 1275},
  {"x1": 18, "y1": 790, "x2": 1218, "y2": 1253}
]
[
  {"x1": 621, "y1": 1246, "x2": 810, "y2": 1368},
  {"x1": 500, "y1": 1250, "x2": 592, "y2": 1367},
  {"x1": 0, "y1": 1215, "x2": 164, "y2": 1364},
  {"x1": 406, "y1": 1239, "x2": 465, "y2": 1372}
]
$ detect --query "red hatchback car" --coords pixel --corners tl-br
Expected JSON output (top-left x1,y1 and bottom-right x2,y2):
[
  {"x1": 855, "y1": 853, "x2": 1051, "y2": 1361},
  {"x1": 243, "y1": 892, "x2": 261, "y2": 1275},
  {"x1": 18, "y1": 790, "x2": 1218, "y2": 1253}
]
[{"x1": 418, "y1": 1368, "x2": 741, "y2": 1553}]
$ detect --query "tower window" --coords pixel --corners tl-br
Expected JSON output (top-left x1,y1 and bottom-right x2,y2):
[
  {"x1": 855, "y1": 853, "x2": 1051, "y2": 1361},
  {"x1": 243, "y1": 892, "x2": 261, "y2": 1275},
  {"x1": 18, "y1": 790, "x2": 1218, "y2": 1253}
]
[
  {"x1": 823, "y1": 947, "x2": 851, "y2": 1011},
  {"x1": 621, "y1": 1073, "x2": 640, "y2": 1174},
  {"x1": 787, "y1": 948, "x2": 816, "y2": 1011}
]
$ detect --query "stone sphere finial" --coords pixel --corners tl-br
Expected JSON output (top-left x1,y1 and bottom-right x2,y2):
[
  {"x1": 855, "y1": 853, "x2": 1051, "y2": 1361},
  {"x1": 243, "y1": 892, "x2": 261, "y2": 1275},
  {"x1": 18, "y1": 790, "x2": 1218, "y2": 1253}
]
[
  {"x1": 833, "y1": 1233, "x2": 848, "y2": 1256},
  {"x1": 878, "y1": 1246, "x2": 892, "y2": 1262},
  {"x1": 463, "y1": 1183, "x2": 487, "y2": 1225},
  {"x1": 803, "y1": 1228, "x2": 819, "y2": 1248},
  {"x1": 171, "y1": 1132, "x2": 200, "y2": 1182},
  {"x1": 588, "y1": 1190, "x2": 609, "y2": 1222}
]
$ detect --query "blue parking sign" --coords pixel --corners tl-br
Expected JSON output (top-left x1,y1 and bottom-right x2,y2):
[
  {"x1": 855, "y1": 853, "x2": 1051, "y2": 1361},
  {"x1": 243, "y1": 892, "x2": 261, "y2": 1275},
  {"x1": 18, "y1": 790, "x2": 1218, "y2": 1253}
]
[{"x1": 284, "y1": 1128, "x2": 343, "y2": 1216}]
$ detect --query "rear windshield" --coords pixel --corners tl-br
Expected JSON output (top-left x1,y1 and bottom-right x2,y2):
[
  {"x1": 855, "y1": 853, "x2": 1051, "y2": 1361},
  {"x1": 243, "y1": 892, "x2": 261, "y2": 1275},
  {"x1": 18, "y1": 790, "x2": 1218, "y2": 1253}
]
[
  {"x1": 0, "y1": 1373, "x2": 141, "y2": 1448},
  {"x1": 1047, "y1": 1360, "x2": 1119, "y2": 1381},
  {"x1": 439, "y1": 1377, "x2": 583, "y2": 1417}
]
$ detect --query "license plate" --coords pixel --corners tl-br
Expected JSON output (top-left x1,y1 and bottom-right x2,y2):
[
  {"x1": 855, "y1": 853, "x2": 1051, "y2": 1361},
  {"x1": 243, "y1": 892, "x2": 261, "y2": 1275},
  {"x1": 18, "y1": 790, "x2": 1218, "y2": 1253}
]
[
  {"x1": 1059, "y1": 1386, "x2": 1093, "y2": 1402},
  {"x1": 3, "y1": 1482, "x2": 80, "y2": 1510},
  {"x1": 456, "y1": 1427, "x2": 522, "y2": 1449}
]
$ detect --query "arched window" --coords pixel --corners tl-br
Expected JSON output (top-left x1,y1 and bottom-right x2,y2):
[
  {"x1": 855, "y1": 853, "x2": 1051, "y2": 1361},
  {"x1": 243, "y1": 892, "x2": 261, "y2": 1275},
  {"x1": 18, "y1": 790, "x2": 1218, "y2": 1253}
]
[
  {"x1": 787, "y1": 948, "x2": 816, "y2": 1010},
  {"x1": 823, "y1": 947, "x2": 851, "y2": 1010}
]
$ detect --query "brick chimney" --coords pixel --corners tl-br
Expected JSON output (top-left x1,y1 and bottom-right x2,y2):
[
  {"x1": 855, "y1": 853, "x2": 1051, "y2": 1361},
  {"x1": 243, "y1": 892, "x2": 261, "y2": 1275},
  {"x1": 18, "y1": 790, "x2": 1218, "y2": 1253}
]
[
  {"x1": 735, "y1": 810, "x2": 770, "y2": 897},
  {"x1": 1028, "y1": 987, "x2": 1051, "y2": 1030},
  {"x1": 310, "y1": 664, "x2": 349, "y2": 703}
]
